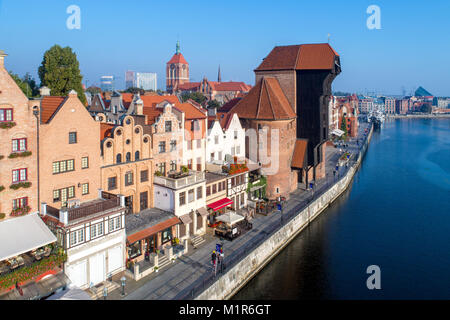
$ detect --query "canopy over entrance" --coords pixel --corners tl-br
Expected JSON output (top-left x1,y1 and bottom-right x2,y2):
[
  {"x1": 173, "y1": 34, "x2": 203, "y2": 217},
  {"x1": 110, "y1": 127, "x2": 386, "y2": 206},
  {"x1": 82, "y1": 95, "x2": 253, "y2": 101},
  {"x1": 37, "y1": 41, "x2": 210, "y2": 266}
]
[
  {"x1": 207, "y1": 198, "x2": 233, "y2": 211},
  {"x1": 331, "y1": 128, "x2": 345, "y2": 137}
]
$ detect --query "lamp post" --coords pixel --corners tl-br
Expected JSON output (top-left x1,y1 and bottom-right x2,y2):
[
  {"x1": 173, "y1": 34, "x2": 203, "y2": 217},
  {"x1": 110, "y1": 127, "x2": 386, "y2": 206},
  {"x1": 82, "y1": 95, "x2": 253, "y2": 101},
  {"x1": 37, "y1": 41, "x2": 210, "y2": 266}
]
[
  {"x1": 103, "y1": 286, "x2": 108, "y2": 300},
  {"x1": 120, "y1": 276, "x2": 126, "y2": 297}
]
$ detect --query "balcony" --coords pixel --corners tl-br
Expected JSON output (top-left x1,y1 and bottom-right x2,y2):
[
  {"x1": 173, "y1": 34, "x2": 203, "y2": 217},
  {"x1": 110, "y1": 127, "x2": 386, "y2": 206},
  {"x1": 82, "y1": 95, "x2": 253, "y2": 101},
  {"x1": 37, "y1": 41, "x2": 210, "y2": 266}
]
[{"x1": 154, "y1": 171, "x2": 205, "y2": 190}]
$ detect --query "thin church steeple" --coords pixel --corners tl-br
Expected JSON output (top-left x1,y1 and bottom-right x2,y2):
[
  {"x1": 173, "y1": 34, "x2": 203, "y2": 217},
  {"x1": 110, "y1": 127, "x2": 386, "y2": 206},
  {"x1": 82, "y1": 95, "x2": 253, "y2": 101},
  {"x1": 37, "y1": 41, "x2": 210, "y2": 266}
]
[{"x1": 218, "y1": 65, "x2": 221, "y2": 83}]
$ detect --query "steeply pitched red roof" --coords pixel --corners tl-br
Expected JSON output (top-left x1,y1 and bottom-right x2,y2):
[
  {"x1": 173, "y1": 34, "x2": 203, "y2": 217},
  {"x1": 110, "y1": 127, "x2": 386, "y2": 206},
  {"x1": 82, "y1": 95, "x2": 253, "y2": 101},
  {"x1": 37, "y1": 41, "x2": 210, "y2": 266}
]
[
  {"x1": 167, "y1": 53, "x2": 188, "y2": 65},
  {"x1": 255, "y1": 43, "x2": 339, "y2": 71},
  {"x1": 177, "y1": 101, "x2": 207, "y2": 120},
  {"x1": 177, "y1": 82, "x2": 200, "y2": 91},
  {"x1": 210, "y1": 81, "x2": 251, "y2": 92},
  {"x1": 219, "y1": 98, "x2": 242, "y2": 113},
  {"x1": 291, "y1": 139, "x2": 308, "y2": 169},
  {"x1": 40, "y1": 96, "x2": 66, "y2": 123},
  {"x1": 142, "y1": 107, "x2": 163, "y2": 125},
  {"x1": 230, "y1": 77, "x2": 296, "y2": 120},
  {"x1": 141, "y1": 95, "x2": 180, "y2": 107}
]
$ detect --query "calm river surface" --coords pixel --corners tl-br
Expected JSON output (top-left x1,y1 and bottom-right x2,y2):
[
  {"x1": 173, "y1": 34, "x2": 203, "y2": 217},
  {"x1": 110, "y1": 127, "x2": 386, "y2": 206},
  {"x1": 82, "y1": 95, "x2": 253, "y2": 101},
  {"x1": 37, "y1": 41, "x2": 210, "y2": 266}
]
[{"x1": 233, "y1": 118, "x2": 450, "y2": 299}]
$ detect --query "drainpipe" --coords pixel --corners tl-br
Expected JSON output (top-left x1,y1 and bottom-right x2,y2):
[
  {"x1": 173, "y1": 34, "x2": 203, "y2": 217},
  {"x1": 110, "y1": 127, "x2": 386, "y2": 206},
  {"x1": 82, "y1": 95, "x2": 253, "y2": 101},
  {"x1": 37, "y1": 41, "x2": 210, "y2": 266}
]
[{"x1": 33, "y1": 107, "x2": 40, "y2": 214}]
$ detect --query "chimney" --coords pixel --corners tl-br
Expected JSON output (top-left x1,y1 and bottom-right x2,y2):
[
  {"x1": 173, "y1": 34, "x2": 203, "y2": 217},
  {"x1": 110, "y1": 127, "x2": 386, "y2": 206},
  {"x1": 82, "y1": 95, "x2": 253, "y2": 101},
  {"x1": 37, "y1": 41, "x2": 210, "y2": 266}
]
[
  {"x1": 59, "y1": 208, "x2": 68, "y2": 225},
  {"x1": 134, "y1": 93, "x2": 144, "y2": 115},
  {"x1": 40, "y1": 202, "x2": 47, "y2": 217},
  {"x1": 39, "y1": 86, "x2": 51, "y2": 96},
  {"x1": 0, "y1": 50, "x2": 7, "y2": 68}
]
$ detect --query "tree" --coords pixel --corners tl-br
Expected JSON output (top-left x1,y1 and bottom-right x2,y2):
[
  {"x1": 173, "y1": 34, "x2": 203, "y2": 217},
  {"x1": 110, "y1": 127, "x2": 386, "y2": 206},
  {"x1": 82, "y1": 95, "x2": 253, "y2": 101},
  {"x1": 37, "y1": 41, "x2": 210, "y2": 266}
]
[
  {"x1": 9, "y1": 72, "x2": 33, "y2": 98},
  {"x1": 22, "y1": 72, "x2": 40, "y2": 97},
  {"x1": 124, "y1": 87, "x2": 145, "y2": 95},
  {"x1": 38, "y1": 45, "x2": 86, "y2": 104},
  {"x1": 181, "y1": 92, "x2": 207, "y2": 105},
  {"x1": 86, "y1": 86, "x2": 102, "y2": 95},
  {"x1": 207, "y1": 99, "x2": 221, "y2": 109}
]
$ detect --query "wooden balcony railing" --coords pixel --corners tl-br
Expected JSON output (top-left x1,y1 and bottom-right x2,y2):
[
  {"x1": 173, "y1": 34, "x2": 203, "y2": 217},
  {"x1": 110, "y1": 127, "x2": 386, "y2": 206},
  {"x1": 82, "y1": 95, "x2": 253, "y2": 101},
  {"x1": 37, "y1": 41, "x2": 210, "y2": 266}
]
[{"x1": 67, "y1": 197, "x2": 120, "y2": 221}]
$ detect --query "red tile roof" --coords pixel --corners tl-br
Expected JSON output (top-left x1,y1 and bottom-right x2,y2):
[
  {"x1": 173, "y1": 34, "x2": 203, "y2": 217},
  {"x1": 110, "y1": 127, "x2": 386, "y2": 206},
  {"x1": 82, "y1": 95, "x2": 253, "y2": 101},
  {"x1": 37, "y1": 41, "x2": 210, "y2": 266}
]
[
  {"x1": 230, "y1": 77, "x2": 296, "y2": 120},
  {"x1": 177, "y1": 101, "x2": 207, "y2": 120},
  {"x1": 127, "y1": 216, "x2": 180, "y2": 244},
  {"x1": 40, "y1": 96, "x2": 66, "y2": 123},
  {"x1": 210, "y1": 81, "x2": 251, "y2": 92},
  {"x1": 177, "y1": 82, "x2": 200, "y2": 91},
  {"x1": 167, "y1": 53, "x2": 188, "y2": 65},
  {"x1": 142, "y1": 107, "x2": 163, "y2": 125},
  {"x1": 255, "y1": 43, "x2": 339, "y2": 71},
  {"x1": 291, "y1": 139, "x2": 308, "y2": 169},
  {"x1": 141, "y1": 95, "x2": 180, "y2": 107},
  {"x1": 100, "y1": 123, "x2": 115, "y2": 140},
  {"x1": 219, "y1": 98, "x2": 242, "y2": 113}
]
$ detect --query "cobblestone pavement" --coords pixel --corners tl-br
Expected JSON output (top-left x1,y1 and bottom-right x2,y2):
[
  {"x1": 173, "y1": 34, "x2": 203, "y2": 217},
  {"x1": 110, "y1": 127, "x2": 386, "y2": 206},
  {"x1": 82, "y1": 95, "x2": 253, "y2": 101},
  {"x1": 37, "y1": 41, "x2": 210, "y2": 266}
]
[{"x1": 104, "y1": 123, "x2": 372, "y2": 300}]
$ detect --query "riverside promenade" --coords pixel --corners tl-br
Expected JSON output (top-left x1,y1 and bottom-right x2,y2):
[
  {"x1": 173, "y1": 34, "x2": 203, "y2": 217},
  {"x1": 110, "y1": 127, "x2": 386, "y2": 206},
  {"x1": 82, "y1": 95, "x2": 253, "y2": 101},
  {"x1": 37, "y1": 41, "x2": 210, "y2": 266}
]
[{"x1": 105, "y1": 123, "x2": 372, "y2": 300}]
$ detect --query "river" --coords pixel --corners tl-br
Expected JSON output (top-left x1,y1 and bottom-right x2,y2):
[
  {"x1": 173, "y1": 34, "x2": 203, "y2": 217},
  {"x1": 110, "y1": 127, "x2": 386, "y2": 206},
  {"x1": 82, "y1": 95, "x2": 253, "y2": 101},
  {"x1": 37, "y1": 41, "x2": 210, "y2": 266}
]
[{"x1": 233, "y1": 118, "x2": 450, "y2": 299}]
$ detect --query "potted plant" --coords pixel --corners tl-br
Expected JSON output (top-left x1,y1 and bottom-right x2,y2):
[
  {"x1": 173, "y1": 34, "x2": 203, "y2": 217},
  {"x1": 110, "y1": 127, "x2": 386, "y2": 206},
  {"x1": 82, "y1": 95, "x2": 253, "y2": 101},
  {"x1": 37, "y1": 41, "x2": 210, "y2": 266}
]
[
  {"x1": 0, "y1": 213, "x2": 5, "y2": 220},
  {"x1": 154, "y1": 171, "x2": 163, "y2": 177},
  {"x1": 154, "y1": 266, "x2": 159, "y2": 273},
  {"x1": 171, "y1": 258, "x2": 176, "y2": 264},
  {"x1": 0, "y1": 186, "x2": 4, "y2": 192},
  {"x1": 181, "y1": 165, "x2": 189, "y2": 173}
]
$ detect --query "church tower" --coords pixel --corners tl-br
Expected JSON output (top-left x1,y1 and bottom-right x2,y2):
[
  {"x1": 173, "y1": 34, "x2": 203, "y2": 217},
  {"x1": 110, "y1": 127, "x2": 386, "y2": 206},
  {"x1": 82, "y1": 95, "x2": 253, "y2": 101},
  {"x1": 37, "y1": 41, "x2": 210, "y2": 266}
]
[{"x1": 166, "y1": 40, "x2": 189, "y2": 93}]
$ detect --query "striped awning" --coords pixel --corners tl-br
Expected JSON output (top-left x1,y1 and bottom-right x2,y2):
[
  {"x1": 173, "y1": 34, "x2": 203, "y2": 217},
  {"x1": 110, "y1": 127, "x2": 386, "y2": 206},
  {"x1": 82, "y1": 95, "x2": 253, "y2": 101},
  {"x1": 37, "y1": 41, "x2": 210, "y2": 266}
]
[{"x1": 207, "y1": 198, "x2": 233, "y2": 211}]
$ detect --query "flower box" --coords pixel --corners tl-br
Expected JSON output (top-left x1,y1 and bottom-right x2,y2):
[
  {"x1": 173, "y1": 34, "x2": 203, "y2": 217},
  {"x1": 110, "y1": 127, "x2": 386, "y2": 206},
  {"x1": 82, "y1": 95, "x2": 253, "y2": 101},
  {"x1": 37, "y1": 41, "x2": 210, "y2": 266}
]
[
  {"x1": 0, "y1": 122, "x2": 16, "y2": 129},
  {"x1": 10, "y1": 206, "x2": 31, "y2": 217},
  {"x1": 8, "y1": 151, "x2": 32, "y2": 159},
  {"x1": 0, "y1": 186, "x2": 4, "y2": 192},
  {"x1": 9, "y1": 182, "x2": 32, "y2": 190}
]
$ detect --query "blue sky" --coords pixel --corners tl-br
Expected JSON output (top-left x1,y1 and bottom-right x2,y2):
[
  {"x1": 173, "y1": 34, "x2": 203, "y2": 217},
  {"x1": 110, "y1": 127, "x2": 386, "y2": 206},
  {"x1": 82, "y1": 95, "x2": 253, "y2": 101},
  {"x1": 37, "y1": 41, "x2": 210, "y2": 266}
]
[{"x1": 0, "y1": 0, "x2": 449, "y2": 96}]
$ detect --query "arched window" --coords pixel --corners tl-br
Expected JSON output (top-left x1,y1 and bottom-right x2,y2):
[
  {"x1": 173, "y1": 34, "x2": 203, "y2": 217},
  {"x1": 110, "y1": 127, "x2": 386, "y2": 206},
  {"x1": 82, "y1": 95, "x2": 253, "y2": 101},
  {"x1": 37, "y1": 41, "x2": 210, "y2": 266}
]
[
  {"x1": 135, "y1": 151, "x2": 140, "y2": 161},
  {"x1": 116, "y1": 153, "x2": 122, "y2": 164},
  {"x1": 126, "y1": 152, "x2": 131, "y2": 162}
]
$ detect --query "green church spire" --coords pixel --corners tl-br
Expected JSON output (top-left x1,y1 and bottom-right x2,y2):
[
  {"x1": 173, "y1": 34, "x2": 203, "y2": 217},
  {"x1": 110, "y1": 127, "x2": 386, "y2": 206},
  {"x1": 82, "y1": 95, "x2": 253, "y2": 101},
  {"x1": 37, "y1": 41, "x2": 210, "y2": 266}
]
[{"x1": 176, "y1": 40, "x2": 180, "y2": 54}]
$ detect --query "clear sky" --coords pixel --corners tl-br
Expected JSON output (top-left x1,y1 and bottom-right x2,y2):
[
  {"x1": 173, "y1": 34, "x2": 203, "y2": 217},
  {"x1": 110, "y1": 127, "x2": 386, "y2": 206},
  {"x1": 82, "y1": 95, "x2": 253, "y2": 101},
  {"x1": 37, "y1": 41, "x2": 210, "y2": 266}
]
[{"x1": 0, "y1": 0, "x2": 449, "y2": 96}]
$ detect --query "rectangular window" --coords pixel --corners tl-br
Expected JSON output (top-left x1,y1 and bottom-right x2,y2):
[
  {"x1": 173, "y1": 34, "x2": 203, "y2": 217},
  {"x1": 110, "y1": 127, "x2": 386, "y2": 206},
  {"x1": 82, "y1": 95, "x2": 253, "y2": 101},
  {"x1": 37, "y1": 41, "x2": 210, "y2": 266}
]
[
  {"x1": 140, "y1": 170, "x2": 149, "y2": 182},
  {"x1": 179, "y1": 192, "x2": 186, "y2": 206},
  {"x1": 170, "y1": 140, "x2": 177, "y2": 151},
  {"x1": 214, "y1": 135, "x2": 219, "y2": 144},
  {"x1": 218, "y1": 182, "x2": 222, "y2": 192},
  {"x1": 188, "y1": 189, "x2": 194, "y2": 203},
  {"x1": 159, "y1": 141, "x2": 166, "y2": 153},
  {"x1": 109, "y1": 216, "x2": 122, "y2": 232},
  {"x1": 210, "y1": 152, "x2": 215, "y2": 160},
  {"x1": 170, "y1": 160, "x2": 177, "y2": 171},
  {"x1": 218, "y1": 151, "x2": 222, "y2": 160},
  {"x1": 187, "y1": 140, "x2": 192, "y2": 150},
  {"x1": 52, "y1": 159, "x2": 75, "y2": 174},
  {"x1": 222, "y1": 181, "x2": 226, "y2": 191},
  {"x1": 12, "y1": 138, "x2": 27, "y2": 152},
  {"x1": 69, "y1": 228, "x2": 85, "y2": 247},
  {"x1": 90, "y1": 222, "x2": 104, "y2": 239},
  {"x1": 206, "y1": 186, "x2": 211, "y2": 196},
  {"x1": 165, "y1": 121, "x2": 172, "y2": 132},
  {"x1": 69, "y1": 132, "x2": 77, "y2": 144},
  {"x1": 125, "y1": 172, "x2": 134, "y2": 186},
  {"x1": 196, "y1": 157, "x2": 201, "y2": 171},
  {"x1": 108, "y1": 176, "x2": 117, "y2": 190},
  {"x1": 12, "y1": 197, "x2": 28, "y2": 210},
  {"x1": 236, "y1": 145, "x2": 240, "y2": 154},
  {"x1": 81, "y1": 157, "x2": 89, "y2": 169},
  {"x1": 158, "y1": 162, "x2": 166, "y2": 175},
  {"x1": 82, "y1": 183, "x2": 89, "y2": 195},
  {"x1": 197, "y1": 186, "x2": 202, "y2": 199},
  {"x1": 187, "y1": 159, "x2": 192, "y2": 170},
  {"x1": 234, "y1": 130, "x2": 238, "y2": 139},
  {"x1": 162, "y1": 227, "x2": 172, "y2": 243},
  {"x1": 196, "y1": 139, "x2": 201, "y2": 149},
  {"x1": 212, "y1": 184, "x2": 217, "y2": 194},
  {"x1": 12, "y1": 168, "x2": 27, "y2": 183},
  {"x1": 0, "y1": 109, "x2": 13, "y2": 122}
]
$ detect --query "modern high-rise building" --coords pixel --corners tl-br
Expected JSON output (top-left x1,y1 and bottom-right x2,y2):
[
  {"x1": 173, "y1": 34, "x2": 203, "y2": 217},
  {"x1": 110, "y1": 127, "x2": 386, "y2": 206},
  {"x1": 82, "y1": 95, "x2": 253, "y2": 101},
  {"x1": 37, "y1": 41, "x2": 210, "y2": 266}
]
[
  {"x1": 135, "y1": 72, "x2": 157, "y2": 91},
  {"x1": 100, "y1": 75, "x2": 115, "y2": 92},
  {"x1": 125, "y1": 71, "x2": 157, "y2": 91},
  {"x1": 125, "y1": 71, "x2": 135, "y2": 89}
]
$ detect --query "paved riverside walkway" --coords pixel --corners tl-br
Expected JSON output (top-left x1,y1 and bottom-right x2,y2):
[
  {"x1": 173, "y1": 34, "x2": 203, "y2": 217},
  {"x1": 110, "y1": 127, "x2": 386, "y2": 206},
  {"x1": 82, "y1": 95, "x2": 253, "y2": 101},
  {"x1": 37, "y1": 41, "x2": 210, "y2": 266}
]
[{"x1": 105, "y1": 123, "x2": 371, "y2": 300}]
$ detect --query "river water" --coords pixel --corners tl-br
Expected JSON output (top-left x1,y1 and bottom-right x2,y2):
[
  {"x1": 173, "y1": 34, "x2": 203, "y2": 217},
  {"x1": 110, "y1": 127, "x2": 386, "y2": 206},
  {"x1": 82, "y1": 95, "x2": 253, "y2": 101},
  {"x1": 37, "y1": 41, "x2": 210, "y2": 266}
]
[{"x1": 233, "y1": 118, "x2": 450, "y2": 299}]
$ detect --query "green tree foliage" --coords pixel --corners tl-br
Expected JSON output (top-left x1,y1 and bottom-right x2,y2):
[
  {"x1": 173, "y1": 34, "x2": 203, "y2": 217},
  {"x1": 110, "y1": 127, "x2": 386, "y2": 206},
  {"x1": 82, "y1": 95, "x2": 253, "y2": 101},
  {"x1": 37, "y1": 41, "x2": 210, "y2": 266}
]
[
  {"x1": 9, "y1": 72, "x2": 33, "y2": 97},
  {"x1": 86, "y1": 86, "x2": 102, "y2": 95},
  {"x1": 38, "y1": 45, "x2": 86, "y2": 104},
  {"x1": 207, "y1": 99, "x2": 221, "y2": 109},
  {"x1": 124, "y1": 87, "x2": 145, "y2": 95},
  {"x1": 340, "y1": 114, "x2": 348, "y2": 139},
  {"x1": 181, "y1": 92, "x2": 207, "y2": 105}
]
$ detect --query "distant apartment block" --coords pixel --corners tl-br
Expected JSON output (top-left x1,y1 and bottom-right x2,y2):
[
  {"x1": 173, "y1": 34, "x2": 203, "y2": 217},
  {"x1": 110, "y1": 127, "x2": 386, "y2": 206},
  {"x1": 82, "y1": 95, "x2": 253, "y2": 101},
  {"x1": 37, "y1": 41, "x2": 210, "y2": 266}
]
[
  {"x1": 125, "y1": 71, "x2": 157, "y2": 91},
  {"x1": 100, "y1": 76, "x2": 115, "y2": 92}
]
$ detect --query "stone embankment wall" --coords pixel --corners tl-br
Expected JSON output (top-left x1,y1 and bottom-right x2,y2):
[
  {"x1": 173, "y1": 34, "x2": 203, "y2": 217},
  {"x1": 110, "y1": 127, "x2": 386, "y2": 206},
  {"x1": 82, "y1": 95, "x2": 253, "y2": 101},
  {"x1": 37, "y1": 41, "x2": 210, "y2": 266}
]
[{"x1": 196, "y1": 127, "x2": 374, "y2": 300}]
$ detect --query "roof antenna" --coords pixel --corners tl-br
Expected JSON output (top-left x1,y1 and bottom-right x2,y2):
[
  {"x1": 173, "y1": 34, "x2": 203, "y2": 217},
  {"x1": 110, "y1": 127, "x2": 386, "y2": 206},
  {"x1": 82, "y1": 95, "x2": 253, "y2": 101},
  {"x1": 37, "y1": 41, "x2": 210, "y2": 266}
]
[{"x1": 327, "y1": 33, "x2": 331, "y2": 43}]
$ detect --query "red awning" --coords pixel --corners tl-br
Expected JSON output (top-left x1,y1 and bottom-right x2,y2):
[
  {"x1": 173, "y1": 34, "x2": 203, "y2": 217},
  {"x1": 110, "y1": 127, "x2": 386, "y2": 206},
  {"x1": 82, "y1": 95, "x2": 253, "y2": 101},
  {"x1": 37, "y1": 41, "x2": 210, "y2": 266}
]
[{"x1": 207, "y1": 198, "x2": 233, "y2": 211}]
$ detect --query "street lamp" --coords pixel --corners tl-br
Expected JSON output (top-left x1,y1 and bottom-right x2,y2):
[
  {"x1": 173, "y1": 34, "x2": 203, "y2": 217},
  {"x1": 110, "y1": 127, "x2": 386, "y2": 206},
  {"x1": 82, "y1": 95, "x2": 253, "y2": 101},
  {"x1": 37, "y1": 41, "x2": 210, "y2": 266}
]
[
  {"x1": 120, "y1": 276, "x2": 126, "y2": 297},
  {"x1": 103, "y1": 286, "x2": 108, "y2": 300}
]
